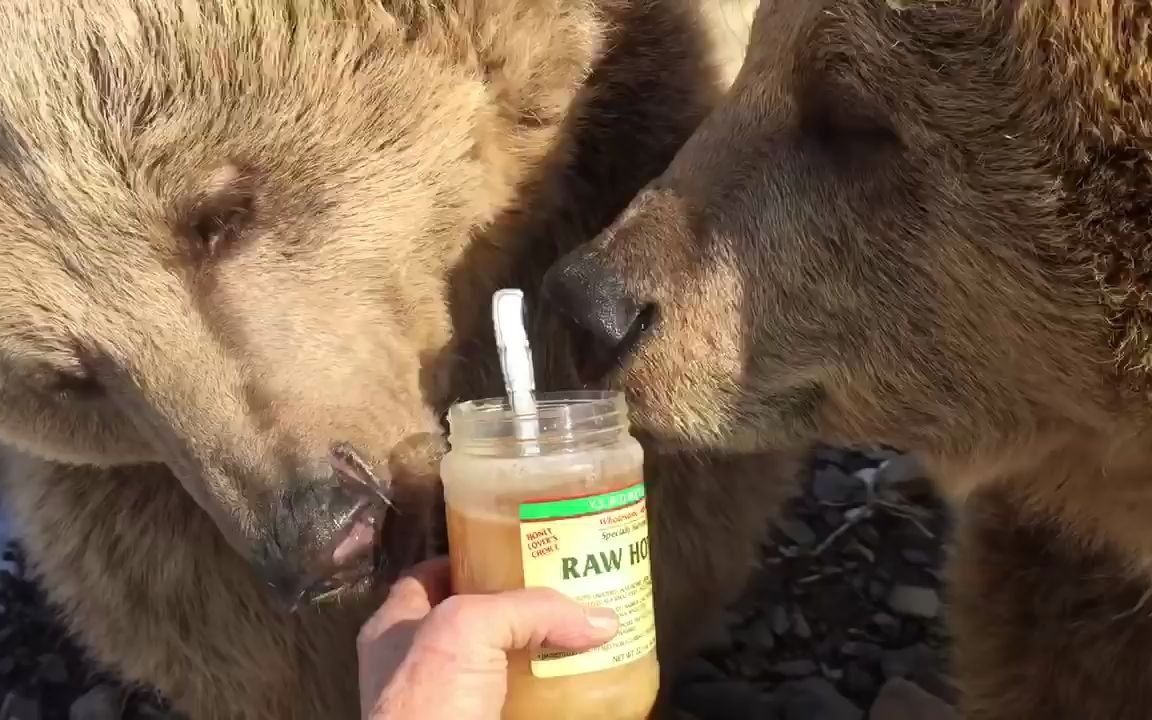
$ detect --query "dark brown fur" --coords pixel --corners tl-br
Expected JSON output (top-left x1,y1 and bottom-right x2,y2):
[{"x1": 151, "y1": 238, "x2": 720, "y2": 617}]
[
  {"x1": 0, "y1": 1, "x2": 794, "y2": 718},
  {"x1": 554, "y1": 1, "x2": 1152, "y2": 718}
]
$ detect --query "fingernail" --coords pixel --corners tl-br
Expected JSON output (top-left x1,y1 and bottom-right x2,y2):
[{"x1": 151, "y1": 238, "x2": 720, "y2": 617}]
[{"x1": 585, "y1": 607, "x2": 618, "y2": 632}]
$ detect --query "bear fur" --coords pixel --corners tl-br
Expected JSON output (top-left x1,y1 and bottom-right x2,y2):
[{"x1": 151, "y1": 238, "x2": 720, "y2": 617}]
[
  {"x1": 545, "y1": 1, "x2": 1152, "y2": 719},
  {"x1": 0, "y1": 1, "x2": 796, "y2": 718}
]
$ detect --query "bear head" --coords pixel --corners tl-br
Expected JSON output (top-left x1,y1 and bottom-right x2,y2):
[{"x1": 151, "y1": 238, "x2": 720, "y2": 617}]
[
  {"x1": 0, "y1": 0, "x2": 605, "y2": 605},
  {"x1": 546, "y1": 0, "x2": 1150, "y2": 485}
]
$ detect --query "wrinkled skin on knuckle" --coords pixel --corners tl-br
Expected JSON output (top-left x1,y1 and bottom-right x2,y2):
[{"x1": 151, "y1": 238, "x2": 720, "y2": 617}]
[
  {"x1": 421, "y1": 595, "x2": 489, "y2": 654},
  {"x1": 596, "y1": 0, "x2": 1113, "y2": 464}
]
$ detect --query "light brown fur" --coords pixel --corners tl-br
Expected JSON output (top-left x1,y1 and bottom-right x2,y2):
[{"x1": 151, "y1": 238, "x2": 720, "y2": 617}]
[
  {"x1": 547, "y1": 1, "x2": 1152, "y2": 718},
  {"x1": 0, "y1": 1, "x2": 794, "y2": 718}
]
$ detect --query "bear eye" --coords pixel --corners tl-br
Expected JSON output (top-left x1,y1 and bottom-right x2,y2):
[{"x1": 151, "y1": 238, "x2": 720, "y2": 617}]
[
  {"x1": 180, "y1": 163, "x2": 257, "y2": 261},
  {"x1": 798, "y1": 78, "x2": 903, "y2": 160},
  {"x1": 188, "y1": 199, "x2": 253, "y2": 257},
  {"x1": 44, "y1": 362, "x2": 103, "y2": 399}
]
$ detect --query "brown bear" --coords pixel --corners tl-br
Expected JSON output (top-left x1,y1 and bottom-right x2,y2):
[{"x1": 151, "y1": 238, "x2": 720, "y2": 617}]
[
  {"x1": 543, "y1": 1, "x2": 1152, "y2": 719},
  {"x1": 0, "y1": 1, "x2": 796, "y2": 718}
]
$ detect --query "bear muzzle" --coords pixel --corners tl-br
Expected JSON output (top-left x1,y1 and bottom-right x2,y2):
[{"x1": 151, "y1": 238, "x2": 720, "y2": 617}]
[{"x1": 251, "y1": 443, "x2": 412, "y2": 609}]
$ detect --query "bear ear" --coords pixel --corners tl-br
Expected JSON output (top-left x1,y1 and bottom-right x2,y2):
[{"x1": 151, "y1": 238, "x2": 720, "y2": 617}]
[
  {"x1": 176, "y1": 163, "x2": 259, "y2": 262},
  {"x1": 469, "y1": 0, "x2": 603, "y2": 131}
]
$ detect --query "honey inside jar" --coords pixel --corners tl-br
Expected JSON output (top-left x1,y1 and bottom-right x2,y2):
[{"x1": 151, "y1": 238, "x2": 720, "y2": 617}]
[{"x1": 446, "y1": 484, "x2": 659, "y2": 719}]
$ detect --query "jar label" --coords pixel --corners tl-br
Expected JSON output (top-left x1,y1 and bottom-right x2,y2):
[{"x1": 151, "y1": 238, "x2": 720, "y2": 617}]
[{"x1": 518, "y1": 480, "x2": 657, "y2": 678}]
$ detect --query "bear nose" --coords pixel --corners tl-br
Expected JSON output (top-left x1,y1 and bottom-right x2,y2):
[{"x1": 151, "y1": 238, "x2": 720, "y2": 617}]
[
  {"x1": 254, "y1": 450, "x2": 392, "y2": 608},
  {"x1": 543, "y1": 250, "x2": 654, "y2": 353}
]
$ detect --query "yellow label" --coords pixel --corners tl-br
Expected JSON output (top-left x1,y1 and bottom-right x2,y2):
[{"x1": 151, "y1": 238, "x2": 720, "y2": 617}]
[{"x1": 518, "y1": 481, "x2": 657, "y2": 678}]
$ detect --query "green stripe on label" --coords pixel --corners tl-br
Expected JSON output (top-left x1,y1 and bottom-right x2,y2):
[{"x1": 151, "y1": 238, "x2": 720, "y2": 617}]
[{"x1": 519, "y1": 482, "x2": 646, "y2": 521}]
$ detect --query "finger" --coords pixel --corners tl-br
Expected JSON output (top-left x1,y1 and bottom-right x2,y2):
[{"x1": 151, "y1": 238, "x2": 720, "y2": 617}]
[
  {"x1": 357, "y1": 616, "x2": 423, "y2": 717},
  {"x1": 359, "y1": 556, "x2": 451, "y2": 644},
  {"x1": 397, "y1": 555, "x2": 452, "y2": 605},
  {"x1": 424, "y1": 587, "x2": 620, "y2": 654},
  {"x1": 383, "y1": 556, "x2": 452, "y2": 618}
]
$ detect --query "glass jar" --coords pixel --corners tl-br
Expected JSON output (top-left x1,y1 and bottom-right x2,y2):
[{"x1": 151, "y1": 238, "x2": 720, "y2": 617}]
[{"x1": 441, "y1": 390, "x2": 659, "y2": 720}]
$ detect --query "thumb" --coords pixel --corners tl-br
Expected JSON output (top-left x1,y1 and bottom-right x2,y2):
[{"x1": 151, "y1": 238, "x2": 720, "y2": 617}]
[{"x1": 423, "y1": 588, "x2": 620, "y2": 654}]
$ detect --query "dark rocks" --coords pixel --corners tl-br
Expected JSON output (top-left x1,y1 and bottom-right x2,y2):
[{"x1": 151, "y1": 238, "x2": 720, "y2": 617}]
[
  {"x1": 1, "y1": 693, "x2": 41, "y2": 720},
  {"x1": 775, "y1": 517, "x2": 817, "y2": 547},
  {"x1": 37, "y1": 655, "x2": 68, "y2": 685},
  {"x1": 790, "y1": 611, "x2": 812, "y2": 640},
  {"x1": 878, "y1": 645, "x2": 955, "y2": 707},
  {"x1": 770, "y1": 660, "x2": 819, "y2": 678},
  {"x1": 134, "y1": 707, "x2": 187, "y2": 720},
  {"x1": 870, "y1": 679, "x2": 960, "y2": 720},
  {"x1": 880, "y1": 644, "x2": 936, "y2": 681},
  {"x1": 675, "y1": 680, "x2": 773, "y2": 720},
  {"x1": 901, "y1": 549, "x2": 932, "y2": 566},
  {"x1": 841, "y1": 641, "x2": 883, "y2": 660},
  {"x1": 747, "y1": 620, "x2": 777, "y2": 652},
  {"x1": 859, "y1": 447, "x2": 901, "y2": 465},
  {"x1": 853, "y1": 467, "x2": 878, "y2": 487},
  {"x1": 812, "y1": 467, "x2": 867, "y2": 505},
  {"x1": 842, "y1": 663, "x2": 879, "y2": 697},
  {"x1": 875, "y1": 454, "x2": 926, "y2": 488},
  {"x1": 699, "y1": 615, "x2": 737, "y2": 655},
  {"x1": 681, "y1": 658, "x2": 728, "y2": 684},
  {"x1": 870, "y1": 612, "x2": 900, "y2": 635},
  {"x1": 677, "y1": 445, "x2": 956, "y2": 718},
  {"x1": 69, "y1": 686, "x2": 123, "y2": 720},
  {"x1": 770, "y1": 606, "x2": 791, "y2": 636},
  {"x1": 771, "y1": 678, "x2": 863, "y2": 720},
  {"x1": 886, "y1": 586, "x2": 941, "y2": 620},
  {"x1": 0, "y1": 540, "x2": 176, "y2": 720},
  {"x1": 811, "y1": 445, "x2": 855, "y2": 469}
]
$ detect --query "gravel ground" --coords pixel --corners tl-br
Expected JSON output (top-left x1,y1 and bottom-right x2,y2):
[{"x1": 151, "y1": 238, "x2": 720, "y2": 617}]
[
  {"x1": 0, "y1": 444, "x2": 957, "y2": 720},
  {"x1": 672, "y1": 445, "x2": 958, "y2": 720}
]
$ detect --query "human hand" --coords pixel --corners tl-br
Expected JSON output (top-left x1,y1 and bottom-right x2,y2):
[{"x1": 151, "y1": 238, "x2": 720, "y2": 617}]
[{"x1": 357, "y1": 556, "x2": 620, "y2": 719}]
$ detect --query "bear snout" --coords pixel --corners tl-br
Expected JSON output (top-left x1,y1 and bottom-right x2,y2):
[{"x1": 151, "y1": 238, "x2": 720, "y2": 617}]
[
  {"x1": 542, "y1": 247, "x2": 659, "y2": 377},
  {"x1": 251, "y1": 445, "x2": 395, "y2": 608},
  {"x1": 543, "y1": 186, "x2": 701, "y2": 384}
]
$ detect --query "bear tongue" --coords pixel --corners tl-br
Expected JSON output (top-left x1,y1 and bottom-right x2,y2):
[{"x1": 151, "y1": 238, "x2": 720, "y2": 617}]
[
  {"x1": 324, "y1": 443, "x2": 394, "y2": 572},
  {"x1": 329, "y1": 509, "x2": 384, "y2": 569}
]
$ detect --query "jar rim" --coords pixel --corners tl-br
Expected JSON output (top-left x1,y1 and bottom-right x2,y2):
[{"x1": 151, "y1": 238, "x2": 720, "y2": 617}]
[
  {"x1": 449, "y1": 389, "x2": 625, "y2": 418},
  {"x1": 446, "y1": 390, "x2": 630, "y2": 452}
]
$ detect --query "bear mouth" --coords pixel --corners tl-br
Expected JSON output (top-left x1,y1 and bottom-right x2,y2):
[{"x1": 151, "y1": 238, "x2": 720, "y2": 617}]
[{"x1": 291, "y1": 444, "x2": 429, "y2": 608}]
